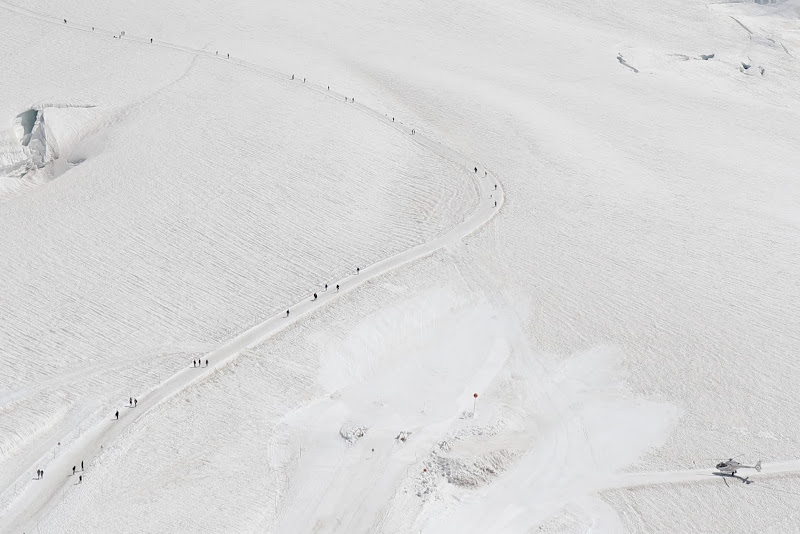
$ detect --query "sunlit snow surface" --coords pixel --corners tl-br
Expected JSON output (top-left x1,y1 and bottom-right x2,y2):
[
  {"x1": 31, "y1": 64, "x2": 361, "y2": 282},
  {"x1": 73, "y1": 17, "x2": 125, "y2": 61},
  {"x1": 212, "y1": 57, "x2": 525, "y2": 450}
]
[{"x1": 2, "y1": 0, "x2": 800, "y2": 532}]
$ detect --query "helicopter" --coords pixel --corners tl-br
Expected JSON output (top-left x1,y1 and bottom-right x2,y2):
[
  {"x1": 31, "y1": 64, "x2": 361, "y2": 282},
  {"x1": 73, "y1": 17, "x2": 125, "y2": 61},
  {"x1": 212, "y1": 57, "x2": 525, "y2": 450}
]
[{"x1": 715, "y1": 458, "x2": 762, "y2": 476}]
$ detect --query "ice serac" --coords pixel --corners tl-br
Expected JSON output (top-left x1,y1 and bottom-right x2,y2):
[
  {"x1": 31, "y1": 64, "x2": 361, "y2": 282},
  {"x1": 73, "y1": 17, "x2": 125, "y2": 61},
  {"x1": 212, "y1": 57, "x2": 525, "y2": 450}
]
[{"x1": 0, "y1": 103, "x2": 96, "y2": 200}]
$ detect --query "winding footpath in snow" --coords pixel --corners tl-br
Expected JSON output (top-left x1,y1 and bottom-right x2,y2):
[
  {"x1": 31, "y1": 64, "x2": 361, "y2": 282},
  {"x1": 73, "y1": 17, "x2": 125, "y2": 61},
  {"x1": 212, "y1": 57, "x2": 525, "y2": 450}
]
[{"x1": 0, "y1": 5, "x2": 503, "y2": 532}]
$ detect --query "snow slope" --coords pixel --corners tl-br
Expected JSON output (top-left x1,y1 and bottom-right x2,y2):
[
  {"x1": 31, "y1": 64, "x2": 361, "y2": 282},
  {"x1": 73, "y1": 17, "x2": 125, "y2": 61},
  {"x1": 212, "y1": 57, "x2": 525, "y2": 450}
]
[{"x1": 3, "y1": 0, "x2": 800, "y2": 532}]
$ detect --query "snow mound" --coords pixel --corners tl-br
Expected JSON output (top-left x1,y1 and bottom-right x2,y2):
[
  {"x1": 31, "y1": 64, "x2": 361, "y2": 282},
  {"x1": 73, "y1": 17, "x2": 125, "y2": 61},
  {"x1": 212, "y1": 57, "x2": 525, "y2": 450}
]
[
  {"x1": 339, "y1": 423, "x2": 368, "y2": 444},
  {"x1": 417, "y1": 447, "x2": 521, "y2": 497}
]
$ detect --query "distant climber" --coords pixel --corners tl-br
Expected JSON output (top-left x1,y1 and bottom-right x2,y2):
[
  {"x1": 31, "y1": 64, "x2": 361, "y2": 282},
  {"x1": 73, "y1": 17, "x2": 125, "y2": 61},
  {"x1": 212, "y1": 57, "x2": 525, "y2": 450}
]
[
  {"x1": 150, "y1": 38, "x2": 153, "y2": 43},
  {"x1": 129, "y1": 397, "x2": 132, "y2": 406},
  {"x1": 205, "y1": 359, "x2": 208, "y2": 367},
  {"x1": 115, "y1": 411, "x2": 119, "y2": 420},
  {"x1": 79, "y1": 475, "x2": 82, "y2": 483},
  {"x1": 64, "y1": 19, "x2": 67, "y2": 24},
  {"x1": 474, "y1": 167, "x2": 478, "y2": 173},
  {"x1": 286, "y1": 310, "x2": 290, "y2": 317},
  {"x1": 356, "y1": 267, "x2": 360, "y2": 274},
  {"x1": 134, "y1": 398, "x2": 138, "y2": 407},
  {"x1": 325, "y1": 283, "x2": 328, "y2": 291},
  {"x1": 336, "y1": 284, "x2": 339, "y2": 292},
  {"x1": 81, "y1": 461, "x2": 84, "y2": 471},
  {"x1": 73, "y1": 466, "x2": 76, "y2": 475},
  {"x1": 291, "y1": 74, "x2": 294, "y2": 80},
  {"x1": 313, "y1": 293, "x2": 318, "y2": 301}
]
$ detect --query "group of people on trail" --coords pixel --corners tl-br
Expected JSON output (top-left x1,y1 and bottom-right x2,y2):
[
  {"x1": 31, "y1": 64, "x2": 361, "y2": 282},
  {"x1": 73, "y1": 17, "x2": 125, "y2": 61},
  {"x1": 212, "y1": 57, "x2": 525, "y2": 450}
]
[
  {"x1": 129, "y1": 397, "x2": 138, "y2": 407},
  {"x1": 192, "y1": 359, "x2": 208, "y2": 368},
  {"x1": 286, "y1": 269, "x2": 359, "y2": 317},
  {"x1": 36, "y1": 469, "x2": 44, "y2": 479}
]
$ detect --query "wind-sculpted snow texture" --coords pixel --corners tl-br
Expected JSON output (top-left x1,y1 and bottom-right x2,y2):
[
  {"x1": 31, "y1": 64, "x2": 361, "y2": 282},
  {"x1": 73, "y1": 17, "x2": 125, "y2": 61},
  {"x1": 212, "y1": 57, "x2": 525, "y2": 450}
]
[{"x1": 3, "y1": 0, "x2": 800, "y2": 532}]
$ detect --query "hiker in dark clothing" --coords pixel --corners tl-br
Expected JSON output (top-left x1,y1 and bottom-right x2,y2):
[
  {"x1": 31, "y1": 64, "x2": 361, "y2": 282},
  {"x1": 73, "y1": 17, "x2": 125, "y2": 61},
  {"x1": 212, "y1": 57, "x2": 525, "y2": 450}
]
[
  {"x1": 336, "y1": 284, "x2": 339, "y2": 292},
  {"x1": 81, "y1": 461, "x2": 84, "y2": 471},
  {"x1": 115, "y1": 411, "x2": 119, "y2": 420},
  {"x1": 72, "y1": 466, "x2": 76, "y2": 475},
  {"x1": 356, "y1": 267, "x2": 360, "y2": 274},
  {"x1": 205, "y1": 359, "x2": 208, "y2": 367},
  {"x1": 313, "y1": 293, "x2": 318, "y2": 301},
  {"x1": 325, "y1": 283, "x2": 328, "y2": 291},
  {"x1": 134, "y1": 398, "x2": 137, "y2": 407},
  {"x1": 286, "y1": 310, "x2": 290, "y2": 317}
]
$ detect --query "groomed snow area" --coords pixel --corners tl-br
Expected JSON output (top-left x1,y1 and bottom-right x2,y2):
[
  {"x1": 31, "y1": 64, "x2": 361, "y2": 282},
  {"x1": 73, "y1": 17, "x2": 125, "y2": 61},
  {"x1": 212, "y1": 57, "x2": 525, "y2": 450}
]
[{"x1": 2, "y1": 0, "x2": 800, "y2": 532}]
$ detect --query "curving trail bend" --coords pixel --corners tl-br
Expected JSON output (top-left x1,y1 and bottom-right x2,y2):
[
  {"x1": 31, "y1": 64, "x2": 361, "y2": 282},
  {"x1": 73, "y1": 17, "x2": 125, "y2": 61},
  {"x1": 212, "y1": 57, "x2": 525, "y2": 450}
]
[{"x1": 0, "y1": 3, "x2": 504, "y2": 531}]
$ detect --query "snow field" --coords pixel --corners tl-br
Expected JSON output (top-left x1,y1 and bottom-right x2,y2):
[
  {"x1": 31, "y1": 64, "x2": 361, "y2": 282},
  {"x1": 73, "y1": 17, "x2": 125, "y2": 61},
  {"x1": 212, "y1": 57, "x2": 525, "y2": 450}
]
[
  {"x1": 0, "y1": 13, "x2": 484, "y2": 528},
  {"x1": 3, "y1": 0, "x2": 800, "y2": 531}
]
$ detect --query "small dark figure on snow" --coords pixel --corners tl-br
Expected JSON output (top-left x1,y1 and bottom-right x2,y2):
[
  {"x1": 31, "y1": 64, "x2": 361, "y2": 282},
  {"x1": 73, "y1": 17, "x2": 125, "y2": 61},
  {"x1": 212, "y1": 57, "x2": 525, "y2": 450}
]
[
  {"x1": 79, "y1": 475, "x2": 82, "y2": 483},
  {"x1": 313, "y1": 293, "x2": 318, "y2": 301},
  {"x1": 392, "y1": 117, "x2": 394, "y2": 122},
  {"x1": 474, "y1": 167, "x2": 478, "y2": 173},
  {"x1": 286, "y1": 310, "x2": 290, "y2": 317},
  {"x1": 64, "y1": 19, "x2": 67, "y2": 24},
  {"x1": 73, "y1": 466, "x2": 76, "y2": 475},
  {"x1": 494, "y1": 184, "x2": 497, "y2": 190},
  {"x1": 41, "y1": 469, "x2": 44, "y2": 478},
  {"x1": 150, "y1": 38, "x2": 153, "y2": 43},
  {"x1": 356, "y1": 267, "x2": 360, "y2": 274},
  {"x1": 325, "y1": 283, "x2": 328, "y2": 291},
  {"x1": 327, "y1": 86, "x2": 329, "y2": 90},
  {"x1": 291, "y1": 74, "x2": 294, "y2": 80},
  {"x1": 129, "y1": 397, "x2": 133, "y2": 406},
  {"x1": 193, "y1": 360, "x2": 196, "y2": 367},
  {"x1": 494, "y1": 201, "x2": 497, "y2": 207},
  {"x1": 134, "y1": 398, "x2": 138, "y2": 407},
  {"x1": 81, "y1": 461, "x2": 84, "y2": 471},
  {"x1": 115, "y1": 411, "x2": 119, "y2": 420},
  {"x1": 227, "y1": 53, "x2": 229, "y2": 59},
  {"x1": 205, "y1": 359, "x2": 208, "y2": 367},
  {"x1": 303, "y1": 77, "x2": 306, "y2": 83},
  {"x1": 336, "y1": 284, "x2": 339, "y2": 292}
]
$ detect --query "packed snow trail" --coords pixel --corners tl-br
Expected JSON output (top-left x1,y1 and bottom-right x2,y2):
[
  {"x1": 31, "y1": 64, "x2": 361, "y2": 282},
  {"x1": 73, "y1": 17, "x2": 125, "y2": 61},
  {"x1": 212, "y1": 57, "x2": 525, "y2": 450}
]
[
  {"x1": 0, "y1": 9, "x2": 503, "y2": 532},
  {"x1": 607, "y1": 460, "x2": 800, "y2": 490}
]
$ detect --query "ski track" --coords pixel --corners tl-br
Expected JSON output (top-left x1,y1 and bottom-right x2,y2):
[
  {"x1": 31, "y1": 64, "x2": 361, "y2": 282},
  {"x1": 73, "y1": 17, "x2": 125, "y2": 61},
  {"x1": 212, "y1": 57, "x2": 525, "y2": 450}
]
[{"x1": 0, "y1": 5, "x2": 504, "y2": 531}]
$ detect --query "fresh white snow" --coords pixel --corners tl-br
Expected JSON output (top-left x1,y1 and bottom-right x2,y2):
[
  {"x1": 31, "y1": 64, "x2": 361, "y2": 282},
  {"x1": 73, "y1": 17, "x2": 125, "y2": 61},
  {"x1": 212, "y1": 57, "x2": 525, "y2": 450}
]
[{"x1": 2, "y1": 0, "x2": 800, "y2": 532}]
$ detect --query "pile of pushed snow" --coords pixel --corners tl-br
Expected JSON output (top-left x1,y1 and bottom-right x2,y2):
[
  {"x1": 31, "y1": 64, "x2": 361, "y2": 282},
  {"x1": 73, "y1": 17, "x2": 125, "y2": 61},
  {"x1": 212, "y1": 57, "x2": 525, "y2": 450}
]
[
  {"x1": 424, "y1": 446, "x2": 520, "y2": 491},
  {"x1": 339, "y1": 423, "x2": 368, "y2": 445},
  {"x1": 415, "y1": 422, "x2": 521, "y2": 498}
]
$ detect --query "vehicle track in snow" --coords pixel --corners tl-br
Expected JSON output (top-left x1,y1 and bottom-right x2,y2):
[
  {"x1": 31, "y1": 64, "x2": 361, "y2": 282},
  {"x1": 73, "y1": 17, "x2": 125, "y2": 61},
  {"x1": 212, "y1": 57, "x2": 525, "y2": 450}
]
[{"x1": 0, "y1": 3, "x2": 504, "y2": 531}]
